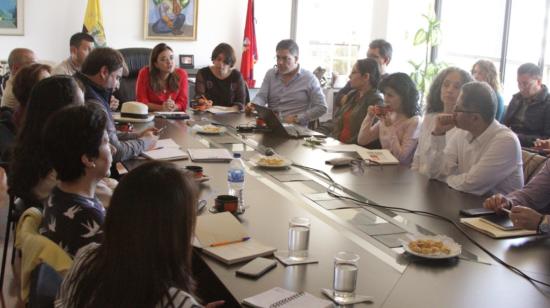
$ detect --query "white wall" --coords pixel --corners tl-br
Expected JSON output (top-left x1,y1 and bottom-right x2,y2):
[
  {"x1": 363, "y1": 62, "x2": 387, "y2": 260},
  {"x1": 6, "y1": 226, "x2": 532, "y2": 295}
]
[
  {"x1": 0, "y1": 0, "x2": 247, "y2": 68},
  {"x1": 0, "y1": 0, "x2": 296, "y2": 86}
]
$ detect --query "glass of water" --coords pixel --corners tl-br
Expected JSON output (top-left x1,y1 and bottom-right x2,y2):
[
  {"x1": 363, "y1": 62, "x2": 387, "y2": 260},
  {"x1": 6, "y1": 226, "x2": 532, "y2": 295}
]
[
  {"x1": 333, "y1": 251, "x2": 360, "y2": 300},
  {"x1": 288, "y1": 217, "x2": 310, "y2": 260}
]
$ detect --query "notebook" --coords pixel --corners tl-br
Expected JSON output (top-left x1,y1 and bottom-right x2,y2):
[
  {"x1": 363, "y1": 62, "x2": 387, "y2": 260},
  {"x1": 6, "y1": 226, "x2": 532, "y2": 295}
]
[
  {"x1": 195, "y1": 212, "x2": 276, "y2": 264},
  {"x1": 187, "y1": 148, "x2": 233, "y2": 162},
  {"x1": 141, "y1": 139, "x2": 188, "y2": 161},
  {"x1": 460, "y1": 217, "x2": 537, "y2": 238},
  {"x1": 242, "y1": 287, "x2": 332, "y2": 308},
  {"x1": 153, "y1": 111, "x2": 190, "y2": 120}
]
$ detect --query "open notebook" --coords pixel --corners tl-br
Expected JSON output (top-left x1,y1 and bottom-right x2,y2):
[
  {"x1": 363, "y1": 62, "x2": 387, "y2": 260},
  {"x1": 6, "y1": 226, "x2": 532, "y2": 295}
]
[
  {"x1": 195, "y1": 212, "x2": 276, "y2": 264},
  {"x1": 319, "y1": 144, "x2": 399, "y2": 165},
  {"x1": 243, "y1": 287, "x2": 332, "y2": 308},
  {"x1": 141, "y1": 139, "x2": 188, "y2": 161}
]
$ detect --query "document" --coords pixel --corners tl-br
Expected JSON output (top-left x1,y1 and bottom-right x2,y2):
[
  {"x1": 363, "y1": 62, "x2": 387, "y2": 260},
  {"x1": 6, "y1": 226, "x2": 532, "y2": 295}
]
[
  {"x1": 187, "y1": 148, "x2": 233, "y2": 162},
  {"x1": 207, "y1": 105, "x2": 240, "y2": 114},
  {"x1": 319, "y1": 145, "x2": 399, "y2": 164},
  {"x1": 141, "y1": 138, "x2": 188, "y2": 161},
  {"x1": 195, "y1": 212, "x2": 276, "y2": 264}
]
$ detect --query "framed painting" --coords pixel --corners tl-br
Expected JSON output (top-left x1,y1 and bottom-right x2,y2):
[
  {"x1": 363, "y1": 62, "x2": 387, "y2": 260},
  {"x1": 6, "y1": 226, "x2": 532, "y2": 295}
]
[
  {"x1": 0, "y1": 0, "x2": 24, "y2": 35},
  {"x1": 144, "y1": 0, "x2": 198, "y2": 40}
]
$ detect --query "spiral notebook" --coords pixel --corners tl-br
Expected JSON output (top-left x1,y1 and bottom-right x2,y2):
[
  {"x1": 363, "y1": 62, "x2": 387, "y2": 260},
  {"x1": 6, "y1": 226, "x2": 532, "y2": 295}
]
[{"x1": 242, "y1": 287, "x2": 332, "y2": 308}]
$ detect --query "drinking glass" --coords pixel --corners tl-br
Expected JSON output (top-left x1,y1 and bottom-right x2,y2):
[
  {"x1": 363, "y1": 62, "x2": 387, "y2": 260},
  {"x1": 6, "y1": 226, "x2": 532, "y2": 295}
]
[
  {"x1": 288, "y1": 217, "x2": 310, "y2": 260},
  {"x1": 333, "y1": 251, "x2": 360, "y2": 300}
]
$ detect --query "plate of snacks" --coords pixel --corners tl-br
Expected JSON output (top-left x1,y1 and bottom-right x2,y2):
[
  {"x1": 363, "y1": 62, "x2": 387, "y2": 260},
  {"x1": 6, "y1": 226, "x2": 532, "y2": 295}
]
[
  {"x1": 400, "y1": 235, "x2": 461, "y2": 259},
  {"x1": 193, "y1": 124, "x2": 226, "y2": 134},
  {"x1": 251, "y1": 155, "x2": 292, "y2": 169}
]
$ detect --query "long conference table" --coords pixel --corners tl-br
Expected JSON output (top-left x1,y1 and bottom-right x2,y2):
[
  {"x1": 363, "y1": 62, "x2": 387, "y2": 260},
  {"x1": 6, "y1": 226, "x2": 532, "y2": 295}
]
[{"x1": 124, "y1": 111, "x2": 550, "y2": 308}]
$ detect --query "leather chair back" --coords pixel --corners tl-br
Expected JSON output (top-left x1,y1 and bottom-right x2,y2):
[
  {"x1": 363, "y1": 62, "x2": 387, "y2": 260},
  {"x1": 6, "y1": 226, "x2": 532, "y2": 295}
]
[{"x1": 114, "y1": 48, "x2": 152, "y2": 103}]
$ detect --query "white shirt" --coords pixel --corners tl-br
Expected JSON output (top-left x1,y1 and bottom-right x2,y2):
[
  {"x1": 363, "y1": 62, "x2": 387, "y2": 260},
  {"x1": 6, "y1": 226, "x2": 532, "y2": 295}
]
[
  {"x1": 0, "y1": 77, "x2": 19, "y2": 109},
  {"x1": 52, "y1": 57, "x2": 78, "y2": 76},
  {"x1": 411, "y1": 113, "x2": 460, "y2": 175},
  {"x1": 427, "y1": 120, "x2": 524, "y2": 196}
]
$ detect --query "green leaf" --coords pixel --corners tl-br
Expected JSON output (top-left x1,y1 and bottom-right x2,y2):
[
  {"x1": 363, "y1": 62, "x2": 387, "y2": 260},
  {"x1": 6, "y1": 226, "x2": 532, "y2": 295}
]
[{"x1": 413, "y1": 29, "x2": 428, "y2": 46}]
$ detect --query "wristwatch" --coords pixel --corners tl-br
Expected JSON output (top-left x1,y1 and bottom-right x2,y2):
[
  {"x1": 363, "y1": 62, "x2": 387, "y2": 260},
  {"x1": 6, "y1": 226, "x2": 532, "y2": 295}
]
[{"x1": 537, "y1": 215, "x2": 550, "y2": 234}]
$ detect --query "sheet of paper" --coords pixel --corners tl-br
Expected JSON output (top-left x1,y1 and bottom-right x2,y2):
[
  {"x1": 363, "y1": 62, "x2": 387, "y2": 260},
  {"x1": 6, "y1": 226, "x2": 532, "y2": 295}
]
[{"x1": 207, "y1": 105, "x2": 240, "y2": 114}]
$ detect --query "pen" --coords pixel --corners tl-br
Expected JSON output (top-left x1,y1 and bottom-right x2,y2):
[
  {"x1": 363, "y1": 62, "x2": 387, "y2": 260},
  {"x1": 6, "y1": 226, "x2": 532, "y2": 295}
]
[
  {"x1": 157, "y1": 126, "x2": 167, "y2": 135},
  {"x1": 209, "y1": 237, "x2": 250, "y2": 247},
  {"x1": 501, "y1": 208, "x2": 511, "y2": 214},
  {"x1": 151, "y1": 146, "x2": 164, "y2": 151}
]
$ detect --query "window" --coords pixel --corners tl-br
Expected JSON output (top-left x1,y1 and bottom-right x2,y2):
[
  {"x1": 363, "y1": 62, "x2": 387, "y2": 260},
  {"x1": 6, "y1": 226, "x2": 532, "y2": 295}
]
[
  {"x1": 295, "y1": 0, "x2": 373, "y2": 80},
  {"x1": 438, "y1": 0, "x2": 505, "y2": 73},
  {"x1": 504, "y1": 0, "x2": 547, "y2": 101}
]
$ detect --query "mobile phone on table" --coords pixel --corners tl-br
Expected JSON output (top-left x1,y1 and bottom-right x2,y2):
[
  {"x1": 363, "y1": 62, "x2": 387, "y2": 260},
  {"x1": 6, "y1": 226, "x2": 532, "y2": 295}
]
[
  {"x1": 459, "y1": 207, "x2": 495, "y2": 217},
  {"x1": 480, "y1": 214, "x2": 519, "y2": 230},
  {"x1": 236, "y1": 257, "x2": 277, "y2": 279}
]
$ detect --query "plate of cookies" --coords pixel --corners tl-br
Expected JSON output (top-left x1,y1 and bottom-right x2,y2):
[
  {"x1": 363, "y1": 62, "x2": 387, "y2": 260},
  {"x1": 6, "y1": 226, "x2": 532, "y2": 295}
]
[{"x1": 400, "y1": 235, "x2": 461, "y2": 259}]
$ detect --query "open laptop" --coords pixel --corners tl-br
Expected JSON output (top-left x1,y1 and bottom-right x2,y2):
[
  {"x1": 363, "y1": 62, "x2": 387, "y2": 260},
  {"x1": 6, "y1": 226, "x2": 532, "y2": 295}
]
[{"x1": 253, "y1": 104, "x2": 313, "y2": 138}]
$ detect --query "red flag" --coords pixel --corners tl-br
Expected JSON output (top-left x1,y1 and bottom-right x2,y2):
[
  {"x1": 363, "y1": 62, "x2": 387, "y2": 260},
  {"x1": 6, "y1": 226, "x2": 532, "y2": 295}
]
[{"x1": 240, "y1": 0, "x2": 258, "y2": 88}]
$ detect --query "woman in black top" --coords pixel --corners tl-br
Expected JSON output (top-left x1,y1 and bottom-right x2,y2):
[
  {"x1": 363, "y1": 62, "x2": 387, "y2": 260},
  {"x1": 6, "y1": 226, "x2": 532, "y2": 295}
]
[{"x1": 195, "y1": 43, "x2": 248, "y2": 109}]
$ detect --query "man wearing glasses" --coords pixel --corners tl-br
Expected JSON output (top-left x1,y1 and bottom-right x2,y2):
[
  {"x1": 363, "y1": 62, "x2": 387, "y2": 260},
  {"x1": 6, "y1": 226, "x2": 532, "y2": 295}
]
[
  {"x1": 426, "y1": 81, "x2": 523, "y2": 196},
  {"x1": 248, "y1": 39, "x2": 327, "y2": 126},
  {"x1": 503, "y1": 63, "x2": 550, "y2": 147}
]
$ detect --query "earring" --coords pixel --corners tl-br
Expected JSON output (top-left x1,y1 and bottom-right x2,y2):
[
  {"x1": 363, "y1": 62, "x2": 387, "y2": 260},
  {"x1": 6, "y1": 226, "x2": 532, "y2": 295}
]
[{"x1": 91, "y1": 162, "x2": 96, "y2": 168}]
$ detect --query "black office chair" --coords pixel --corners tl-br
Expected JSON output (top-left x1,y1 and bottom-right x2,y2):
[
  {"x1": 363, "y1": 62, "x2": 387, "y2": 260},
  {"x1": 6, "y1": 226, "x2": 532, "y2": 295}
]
[
  {"x1": 0, "y1": 162, "x2": 27, "y2": 290},
  {"x1": 28, "y1": 263, "x2": 63, "y2": 308},
  {"x1": 113, "y1": 48, "x2": 152, "y2": 104}
]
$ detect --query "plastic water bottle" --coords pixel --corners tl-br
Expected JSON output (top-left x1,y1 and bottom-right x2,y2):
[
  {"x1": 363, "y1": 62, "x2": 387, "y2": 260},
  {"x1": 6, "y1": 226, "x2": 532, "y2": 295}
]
[{"x1": 228, "y1": 153, "x2": 245, "y2": 213}]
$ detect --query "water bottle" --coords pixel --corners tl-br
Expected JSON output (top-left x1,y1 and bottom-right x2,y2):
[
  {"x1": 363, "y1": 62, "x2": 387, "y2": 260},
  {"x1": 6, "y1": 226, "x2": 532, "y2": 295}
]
[{"x1": 228, "y1": 153, "x2": 245, "y2": 213}]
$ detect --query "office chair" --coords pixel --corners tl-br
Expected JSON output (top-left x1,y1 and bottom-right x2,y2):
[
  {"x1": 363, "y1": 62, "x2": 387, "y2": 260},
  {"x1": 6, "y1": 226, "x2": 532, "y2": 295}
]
[{"x1": 0, "y1": 162, "x2": 27, "y2": 290}]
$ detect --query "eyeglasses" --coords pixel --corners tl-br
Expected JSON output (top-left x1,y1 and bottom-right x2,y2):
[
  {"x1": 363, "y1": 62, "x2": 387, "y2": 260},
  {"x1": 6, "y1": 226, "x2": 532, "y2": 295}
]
[
  {"x1": 275, "y1": 56, "x2": 294, "y2": 63},
  {"x1": 453, "y1": 105, "x2": 479, "y2": 114}
]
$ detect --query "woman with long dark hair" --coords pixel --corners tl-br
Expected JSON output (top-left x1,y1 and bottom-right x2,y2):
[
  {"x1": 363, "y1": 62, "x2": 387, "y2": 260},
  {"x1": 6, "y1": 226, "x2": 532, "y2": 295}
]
[
  {"x1": 136, "y1": 43, "x2": 189, "y2": 111},
  {"x1": 10, "y1": 76, "x2": 84, "y2": 206},
  {"x1": 56, "y1": 161, "x2": 224, "y2": 308},
  {"x1": 411, "y1": 67, "x2": 472, "y2": 174},
  {"x1": 358, "y1": 73, "x2": 422, "y2": 166}
]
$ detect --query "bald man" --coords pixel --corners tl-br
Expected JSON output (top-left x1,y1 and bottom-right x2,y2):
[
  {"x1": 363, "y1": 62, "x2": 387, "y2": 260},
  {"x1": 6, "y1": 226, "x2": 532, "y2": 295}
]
[{"x1": 1, "y1": 48, "x2": 36, "y2": 109}]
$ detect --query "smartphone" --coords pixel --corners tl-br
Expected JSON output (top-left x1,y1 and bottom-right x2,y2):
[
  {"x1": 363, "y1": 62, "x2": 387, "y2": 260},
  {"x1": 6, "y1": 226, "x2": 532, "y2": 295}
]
[
  {"x1": 459, "y1": 207, "x2": 495, "y2": 217},
  {"x1": 480, "y1": 214, "x2": 519, "y2": 231},
  {"x1": 236, "y1": 257, "x2": 277, "y2": 278}
]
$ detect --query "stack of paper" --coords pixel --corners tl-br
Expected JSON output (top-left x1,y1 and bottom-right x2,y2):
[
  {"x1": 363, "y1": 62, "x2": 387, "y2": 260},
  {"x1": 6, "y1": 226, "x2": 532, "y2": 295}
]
[
  {"x1": 141, "y1": 139, "x2": 188, "y2": 161},
  {"x1": 187, "y1": 148, "x2": 233, "y2": 162},
  {"x1": 195, "y1": 212, "x2": 276, "y2": 264}
]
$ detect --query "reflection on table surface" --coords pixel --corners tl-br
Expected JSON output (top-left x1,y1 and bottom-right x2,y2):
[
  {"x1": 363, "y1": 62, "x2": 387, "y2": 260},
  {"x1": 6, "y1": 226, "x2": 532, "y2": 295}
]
[{"x1": 122, "y1": 112, "x2": 550, "y2": 308}]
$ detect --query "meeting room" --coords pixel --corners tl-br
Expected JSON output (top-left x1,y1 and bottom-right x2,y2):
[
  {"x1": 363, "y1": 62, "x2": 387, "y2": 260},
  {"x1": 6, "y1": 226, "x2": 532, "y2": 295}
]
[{"x1": 0, "y1": 0, "x2": 549, "y2": 307}]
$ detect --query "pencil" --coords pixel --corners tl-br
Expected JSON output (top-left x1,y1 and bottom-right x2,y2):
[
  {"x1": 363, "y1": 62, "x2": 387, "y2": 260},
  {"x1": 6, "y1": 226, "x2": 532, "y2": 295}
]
[{"x1": 210, "y1": 237, "x2": 250, "y2": 247}]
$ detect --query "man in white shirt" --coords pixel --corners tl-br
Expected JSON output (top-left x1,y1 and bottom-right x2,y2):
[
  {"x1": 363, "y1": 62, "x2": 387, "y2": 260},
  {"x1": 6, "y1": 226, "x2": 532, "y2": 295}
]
[
  {"x1": 427, "y1": 81, "x2": 523, "y2": 196},
  {"x1": 0, "y1": 48, "x2": 36, "y2": 110},
  {"x1": 52, "y1": 32, "x2": 95, "y2": 76}
]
